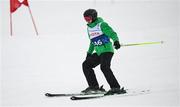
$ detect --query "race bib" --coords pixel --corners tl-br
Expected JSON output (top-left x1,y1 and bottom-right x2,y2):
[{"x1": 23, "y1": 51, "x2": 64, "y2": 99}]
[
  {"x1": 91, "y1": 35, "x2": 110, "y2": 46},
  {"x1": 87, "y1": 23, "x2": 110, "y2": 46}
]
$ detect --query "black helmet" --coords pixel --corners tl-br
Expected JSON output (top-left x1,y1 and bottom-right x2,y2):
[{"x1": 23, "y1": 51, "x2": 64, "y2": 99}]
[{"x1": 83, "y1": 9, "x2": 97, "y2": 21}]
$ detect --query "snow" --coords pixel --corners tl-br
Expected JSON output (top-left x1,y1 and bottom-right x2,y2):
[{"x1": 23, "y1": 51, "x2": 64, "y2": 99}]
[{"x1": 1, "y1": 0, "x2": 180, "y2": 107}]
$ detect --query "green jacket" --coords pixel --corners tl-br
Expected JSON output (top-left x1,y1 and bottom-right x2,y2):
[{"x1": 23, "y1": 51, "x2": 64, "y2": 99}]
[{"x1": 87, "y1": 17, "x2": 119, "y2": 56}]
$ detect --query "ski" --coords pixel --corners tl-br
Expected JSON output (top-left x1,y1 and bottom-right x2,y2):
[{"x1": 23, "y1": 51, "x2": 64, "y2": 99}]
[
  {"x1": 71, "y1": 94, "x2": 104, "y2": 100},
  {"x1": 45, "y1": 85, "x2": 106, "y2": 97},
  {"x1": 45, "y1": 92, "x2": 106, "y2": 97},
  {"x1": 70, "y1": 89, "x2": 150, "y2": 100}
]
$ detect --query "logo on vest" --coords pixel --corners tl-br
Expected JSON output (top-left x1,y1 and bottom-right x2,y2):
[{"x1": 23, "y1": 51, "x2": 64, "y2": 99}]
[{"x1": 90, "y1": 32, "x2": 101, "y2": 37}]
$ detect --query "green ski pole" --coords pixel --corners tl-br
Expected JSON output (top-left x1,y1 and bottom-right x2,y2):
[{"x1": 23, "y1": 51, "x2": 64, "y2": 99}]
[{"x1": 121, "y1": 41, "x2": 164, "y2": 47}]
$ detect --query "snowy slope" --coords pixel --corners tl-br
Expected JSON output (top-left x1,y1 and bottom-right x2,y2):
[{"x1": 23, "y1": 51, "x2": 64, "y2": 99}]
[{"x1": 1, "y1": 0, "x2": 180, "y2": 107}]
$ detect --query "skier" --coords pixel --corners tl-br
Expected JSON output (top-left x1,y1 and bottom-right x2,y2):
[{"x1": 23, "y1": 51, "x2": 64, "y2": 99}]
[{"x1": 82, "y1": 9, "x2": 126, "y2": 95}]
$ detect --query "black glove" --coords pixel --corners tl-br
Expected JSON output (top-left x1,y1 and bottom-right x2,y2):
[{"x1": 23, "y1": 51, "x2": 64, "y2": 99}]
[
  {"x1": 114, "y1": 41, "x2": 121, "y2": 50},
  {"x1": 86, "y1": 53, "x2": 92, "y2": 59}
]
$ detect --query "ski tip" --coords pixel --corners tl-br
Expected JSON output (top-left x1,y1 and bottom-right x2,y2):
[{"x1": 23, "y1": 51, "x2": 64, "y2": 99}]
[
  {"x1": 70, "y1": 96, "x2": 76, "y2": 100},
  {"x1": 45, "y1": 93, "x2": 49, "y2": 96},
  {"x1": 45, "y1": 93, "x2": 53, "y2": 97}
]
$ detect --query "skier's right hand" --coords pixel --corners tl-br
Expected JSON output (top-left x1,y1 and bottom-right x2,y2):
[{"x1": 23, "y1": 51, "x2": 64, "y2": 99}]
[{"x1": 114, "y1": 41, "x2": 121, "y2": 50}]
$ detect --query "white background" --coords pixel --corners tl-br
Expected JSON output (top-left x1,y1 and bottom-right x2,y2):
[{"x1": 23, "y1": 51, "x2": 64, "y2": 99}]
[{"x1": 1, "y1": 0, "x2": 180, "y2": 107}]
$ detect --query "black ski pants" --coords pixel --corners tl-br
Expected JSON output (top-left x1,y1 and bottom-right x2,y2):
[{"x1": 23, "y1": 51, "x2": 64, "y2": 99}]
[{"x1": 82, "y1": 52, "x2": 120, "y2": 89}]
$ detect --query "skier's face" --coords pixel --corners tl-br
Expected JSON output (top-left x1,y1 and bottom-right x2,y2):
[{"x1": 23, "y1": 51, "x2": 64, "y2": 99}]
[{"x1": 84, "y1": 16, "x2": 92, "y2": 23}]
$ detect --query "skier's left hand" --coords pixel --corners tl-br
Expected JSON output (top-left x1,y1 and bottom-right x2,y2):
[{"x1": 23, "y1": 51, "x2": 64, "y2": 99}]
[
  {"x1": 114, "y1": 41, "x2": 121, "y2": 50},
  {"x1": 86, "y1": 53, "x2": 92, "y2": 59}
]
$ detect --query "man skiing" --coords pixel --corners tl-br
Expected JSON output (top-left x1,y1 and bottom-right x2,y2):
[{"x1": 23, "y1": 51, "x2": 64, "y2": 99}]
[{"x1": 82, "y1": 9, "x2": 126, "y2": 95}]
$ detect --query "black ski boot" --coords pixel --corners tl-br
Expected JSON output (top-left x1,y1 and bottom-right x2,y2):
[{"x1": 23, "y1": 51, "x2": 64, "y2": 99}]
[
  {"x1": 104, "y1": 87, "x2": 126, "y2": 95},
  {"x1": 81, "y1": 85, "x2": 106, "y2": 94}
]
